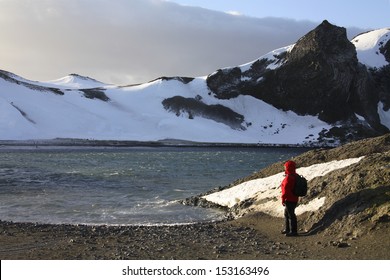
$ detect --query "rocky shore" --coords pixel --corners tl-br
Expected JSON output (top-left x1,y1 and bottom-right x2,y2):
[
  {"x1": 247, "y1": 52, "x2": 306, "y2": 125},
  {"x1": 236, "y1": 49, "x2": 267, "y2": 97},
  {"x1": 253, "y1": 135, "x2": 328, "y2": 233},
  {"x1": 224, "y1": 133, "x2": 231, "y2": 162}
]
[
  {"x1": 1, "y1": 212, "x2": 388, "y2": 260},
  {"x1": 0, "y1": 134, "x2": 389, "y2": 260}
]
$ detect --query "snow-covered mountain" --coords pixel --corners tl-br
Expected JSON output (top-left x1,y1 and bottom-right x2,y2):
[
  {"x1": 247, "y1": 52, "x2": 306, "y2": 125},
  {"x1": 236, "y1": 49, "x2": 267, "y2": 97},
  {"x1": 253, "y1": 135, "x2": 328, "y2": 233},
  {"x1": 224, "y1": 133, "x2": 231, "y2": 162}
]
[{"x1": 1, "y1": 21, "x2": 389, "y2": 146}]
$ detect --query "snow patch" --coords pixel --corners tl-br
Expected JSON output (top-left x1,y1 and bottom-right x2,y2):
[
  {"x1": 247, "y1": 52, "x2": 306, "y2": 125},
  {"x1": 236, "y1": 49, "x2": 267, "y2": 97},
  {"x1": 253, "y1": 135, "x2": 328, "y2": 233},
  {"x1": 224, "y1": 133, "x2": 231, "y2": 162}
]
[
  {"x1": 352, "y1": 28, "x2": 390, "y2": 69},
  {"x1": 203, "y1": 157, "x2": 364, "y2": 217},
  {"x1": 238, "y1": 45, "x2": 293, "y2": 72},
  {"x1": 355, "y1": 113, "x2": 366, "y2": 122}
]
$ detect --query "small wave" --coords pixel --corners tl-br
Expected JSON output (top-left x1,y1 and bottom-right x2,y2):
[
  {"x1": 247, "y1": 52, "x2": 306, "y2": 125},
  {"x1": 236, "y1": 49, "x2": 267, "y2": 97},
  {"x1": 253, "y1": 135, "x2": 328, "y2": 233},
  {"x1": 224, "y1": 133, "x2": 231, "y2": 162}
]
[{"x1": 106, "y1": 172, "x2": 120, "y2": 176}]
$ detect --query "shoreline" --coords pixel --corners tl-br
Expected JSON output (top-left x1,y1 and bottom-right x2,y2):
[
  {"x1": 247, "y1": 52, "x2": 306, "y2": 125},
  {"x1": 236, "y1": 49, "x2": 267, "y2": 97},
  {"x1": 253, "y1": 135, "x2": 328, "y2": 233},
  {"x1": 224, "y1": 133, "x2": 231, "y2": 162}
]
[
  {"x1": 1, "y1": 212, "x2": 388, "y2": 260},
  {"x1": 0, "y1": 138, "x2": 327, "y2": 148},
  {"x1": 0, "y1": 218, "x2": 274, "y2": 260}
]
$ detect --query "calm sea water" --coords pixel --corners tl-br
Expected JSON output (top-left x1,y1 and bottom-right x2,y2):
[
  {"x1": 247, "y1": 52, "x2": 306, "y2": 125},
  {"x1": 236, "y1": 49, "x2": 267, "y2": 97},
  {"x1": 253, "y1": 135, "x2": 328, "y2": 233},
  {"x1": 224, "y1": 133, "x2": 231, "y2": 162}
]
[{"x1": 0, "y1": 146, "x2": 304, "y2": 225}]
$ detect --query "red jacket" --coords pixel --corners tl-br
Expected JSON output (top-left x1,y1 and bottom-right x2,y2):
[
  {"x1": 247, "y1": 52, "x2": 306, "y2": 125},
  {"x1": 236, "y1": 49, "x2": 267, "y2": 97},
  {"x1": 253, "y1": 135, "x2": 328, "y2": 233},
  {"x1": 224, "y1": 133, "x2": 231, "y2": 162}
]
[{"x1": 281, "y1": 160, "x2": 299, "y2": 204}]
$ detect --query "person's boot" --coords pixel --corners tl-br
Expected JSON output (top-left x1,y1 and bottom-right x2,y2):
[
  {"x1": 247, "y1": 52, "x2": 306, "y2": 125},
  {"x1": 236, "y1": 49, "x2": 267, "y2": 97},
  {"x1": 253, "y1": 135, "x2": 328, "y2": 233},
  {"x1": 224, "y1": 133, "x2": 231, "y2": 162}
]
[
  {"x1": 285, "y1": 217, "x2": 298, "y2": 236},
  {"x1": 281, "y1": 219, "x2": 290, "y2": 234}
]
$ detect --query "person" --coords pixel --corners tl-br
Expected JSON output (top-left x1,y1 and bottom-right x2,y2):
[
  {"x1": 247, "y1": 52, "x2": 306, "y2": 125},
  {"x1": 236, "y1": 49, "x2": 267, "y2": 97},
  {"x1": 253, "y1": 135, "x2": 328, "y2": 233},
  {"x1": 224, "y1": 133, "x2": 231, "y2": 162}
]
[{"x1": 280, "y1": 160, "x2": 299, "y2": 236}]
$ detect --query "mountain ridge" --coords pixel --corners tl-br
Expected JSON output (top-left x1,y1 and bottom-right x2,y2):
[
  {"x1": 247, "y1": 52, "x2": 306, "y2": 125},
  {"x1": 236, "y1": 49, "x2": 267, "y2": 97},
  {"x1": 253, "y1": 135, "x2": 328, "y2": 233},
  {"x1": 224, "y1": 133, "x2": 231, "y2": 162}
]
[{"x1": 1, "y1": 21, "x2": 389, "y2": 146}]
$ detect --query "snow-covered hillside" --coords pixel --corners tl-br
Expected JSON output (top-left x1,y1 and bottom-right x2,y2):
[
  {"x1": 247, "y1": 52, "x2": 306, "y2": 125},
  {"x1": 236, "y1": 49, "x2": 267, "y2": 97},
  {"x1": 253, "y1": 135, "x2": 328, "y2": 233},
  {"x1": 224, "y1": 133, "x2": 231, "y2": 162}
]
[
  {"x1": 0, "y1": 71, "x2": 330, "y2": 144},
  {"x1": 0, "y1": 25, "x2": 389, "y2": 145},
  {"x1": 352, "y1": 28, "x2": 390, "y2": 69}
]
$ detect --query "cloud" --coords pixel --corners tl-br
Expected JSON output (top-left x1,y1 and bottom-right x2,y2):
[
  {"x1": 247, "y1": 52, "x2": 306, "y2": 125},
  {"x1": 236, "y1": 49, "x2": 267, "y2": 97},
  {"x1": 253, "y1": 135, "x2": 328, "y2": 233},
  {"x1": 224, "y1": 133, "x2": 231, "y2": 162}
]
[
  {"x1": 0, "y1": 0, "x2": 336, "y2": 85},
  {"x1": 225, "y1": 10, "x2": 243, "y2": 16}
]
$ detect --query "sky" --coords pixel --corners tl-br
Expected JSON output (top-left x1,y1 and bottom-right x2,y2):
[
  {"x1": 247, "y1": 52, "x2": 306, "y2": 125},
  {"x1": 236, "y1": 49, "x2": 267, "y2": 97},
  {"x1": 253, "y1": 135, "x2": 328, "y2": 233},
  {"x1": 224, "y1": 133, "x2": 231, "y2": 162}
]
[{"x1": 0, "y1": 0, "x2": 388, "y2": 85}]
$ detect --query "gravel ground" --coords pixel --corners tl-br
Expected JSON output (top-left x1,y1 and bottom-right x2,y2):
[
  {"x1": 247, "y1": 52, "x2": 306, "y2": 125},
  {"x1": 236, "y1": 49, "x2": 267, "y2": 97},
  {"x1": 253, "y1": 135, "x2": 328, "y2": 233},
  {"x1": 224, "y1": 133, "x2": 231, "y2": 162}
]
[{"x1": 1, "y1": 212, "x2": 388, "y2": 260}]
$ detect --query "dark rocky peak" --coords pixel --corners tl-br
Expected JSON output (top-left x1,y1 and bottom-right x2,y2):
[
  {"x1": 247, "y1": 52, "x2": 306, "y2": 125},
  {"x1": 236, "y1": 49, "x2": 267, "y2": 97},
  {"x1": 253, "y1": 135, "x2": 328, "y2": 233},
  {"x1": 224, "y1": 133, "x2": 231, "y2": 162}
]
[
  {"x1": 264, "y1": 20, "x2": 361, "y2": 124},
  {"x1": 287, "y1": 20, "x2": 357, "y2": 64}
]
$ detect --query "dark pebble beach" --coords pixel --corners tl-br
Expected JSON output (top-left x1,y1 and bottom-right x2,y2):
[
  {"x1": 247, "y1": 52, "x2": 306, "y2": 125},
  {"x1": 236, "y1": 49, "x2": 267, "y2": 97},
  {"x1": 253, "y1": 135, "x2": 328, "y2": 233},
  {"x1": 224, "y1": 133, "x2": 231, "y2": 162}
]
[{"x1": 1, "y1": 211, "x2": 388, "y2": 260}]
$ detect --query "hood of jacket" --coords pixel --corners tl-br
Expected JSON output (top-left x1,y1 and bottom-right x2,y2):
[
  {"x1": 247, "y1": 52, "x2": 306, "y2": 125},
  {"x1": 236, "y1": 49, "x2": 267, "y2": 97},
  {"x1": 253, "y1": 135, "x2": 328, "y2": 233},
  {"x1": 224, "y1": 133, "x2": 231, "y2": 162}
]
[{"x1": 284, "y1": 160, "x2": 296, "y2": 175}]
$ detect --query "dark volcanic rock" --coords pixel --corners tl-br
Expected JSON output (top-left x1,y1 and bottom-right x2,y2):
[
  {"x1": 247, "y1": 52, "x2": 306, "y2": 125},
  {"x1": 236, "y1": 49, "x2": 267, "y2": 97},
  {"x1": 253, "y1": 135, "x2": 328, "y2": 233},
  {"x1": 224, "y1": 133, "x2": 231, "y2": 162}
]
[
  {"x1": 380, "y1": 35, "x2": 390, "y2": 63},
  {"x1": 375, "y1": 65, "x2": 390, "y2": 111},
  {"x1": 206, "y1": 67, "x2": 243, "y2": 99},
  {"x1": 272, "y1": 20, "x2": 358, "y2": 122},
  {"x1": 160, "y1": 76, "x2": 195, "y2": 84},
  {"x1": 162, "y1": 96, "x2": 246, "y2": 130},
  {"x1": 80, "y1": 88, "x2": 110, "y2": 102},
  {"x1": 206, "y1": 58, "x2": 277, "y2": 100}
]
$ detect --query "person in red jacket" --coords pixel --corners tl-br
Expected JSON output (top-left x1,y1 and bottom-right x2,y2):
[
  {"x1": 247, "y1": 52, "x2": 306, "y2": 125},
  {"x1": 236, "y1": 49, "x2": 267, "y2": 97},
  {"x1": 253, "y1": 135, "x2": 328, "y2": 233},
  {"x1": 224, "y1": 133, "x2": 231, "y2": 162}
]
[{"x1": 281, "y1": 160, "x2": 299, "y2": 236}]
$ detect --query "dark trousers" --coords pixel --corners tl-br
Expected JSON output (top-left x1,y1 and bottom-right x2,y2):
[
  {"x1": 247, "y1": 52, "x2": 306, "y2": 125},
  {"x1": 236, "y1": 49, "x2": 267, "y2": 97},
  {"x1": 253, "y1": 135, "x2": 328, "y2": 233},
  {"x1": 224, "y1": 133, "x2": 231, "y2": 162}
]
[{"x1": 284, "y1": 201, "x2": 297, "y2": 234}]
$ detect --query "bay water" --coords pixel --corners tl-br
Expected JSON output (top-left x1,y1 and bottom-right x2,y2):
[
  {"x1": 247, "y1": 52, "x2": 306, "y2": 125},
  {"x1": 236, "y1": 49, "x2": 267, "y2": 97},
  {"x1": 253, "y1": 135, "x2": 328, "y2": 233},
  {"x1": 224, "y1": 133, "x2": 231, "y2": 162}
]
[{"x1": 0, "y1": 146, "x2": 304, "y2": 225}]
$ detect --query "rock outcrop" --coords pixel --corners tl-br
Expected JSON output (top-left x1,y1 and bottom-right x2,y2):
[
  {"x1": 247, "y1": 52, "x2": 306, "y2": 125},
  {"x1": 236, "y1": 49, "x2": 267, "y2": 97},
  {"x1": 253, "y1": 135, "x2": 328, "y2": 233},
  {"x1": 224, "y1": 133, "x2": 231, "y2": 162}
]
[{"x1": 162, "y1": 95, "x2": 246, "y2": 130}]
